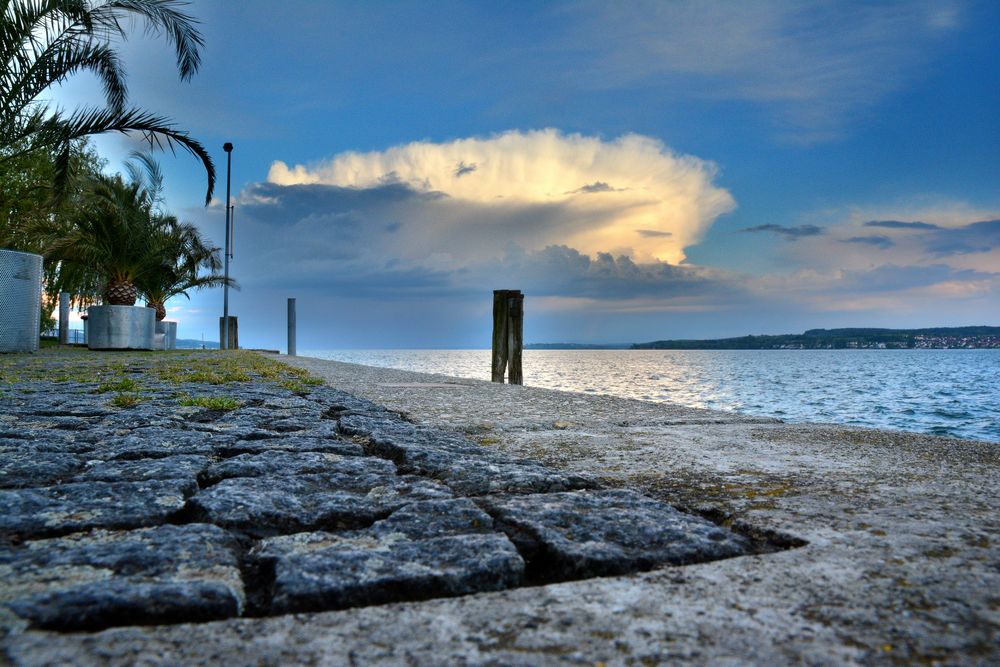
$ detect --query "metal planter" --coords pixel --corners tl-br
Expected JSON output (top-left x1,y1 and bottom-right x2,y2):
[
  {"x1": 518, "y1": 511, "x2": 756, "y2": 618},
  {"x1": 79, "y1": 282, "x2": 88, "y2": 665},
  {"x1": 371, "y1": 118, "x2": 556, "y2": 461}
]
[
  {"x1": 0, "y1": 249, "x2": 43, "y2": 353},
  {"x1": 86, "y1": 305, "x2": 155, "y2": 350}
]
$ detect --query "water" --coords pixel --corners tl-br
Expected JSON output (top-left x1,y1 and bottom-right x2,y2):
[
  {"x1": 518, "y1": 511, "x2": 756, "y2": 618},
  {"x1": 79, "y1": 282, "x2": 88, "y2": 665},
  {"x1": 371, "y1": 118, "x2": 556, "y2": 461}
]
[{"x1": 303, "y1": 349, "x2": 1000, "y2": 443}]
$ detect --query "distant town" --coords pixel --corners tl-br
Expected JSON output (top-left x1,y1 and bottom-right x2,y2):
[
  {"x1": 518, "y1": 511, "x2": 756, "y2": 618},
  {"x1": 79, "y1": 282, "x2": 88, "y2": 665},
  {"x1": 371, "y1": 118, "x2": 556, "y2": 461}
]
[
  {"x1": 528, "y1": 327, "x2": 1000, "y2": 350},
  {"x1": 632, "y1": 327, "x2": 1000, "y2": 350}
]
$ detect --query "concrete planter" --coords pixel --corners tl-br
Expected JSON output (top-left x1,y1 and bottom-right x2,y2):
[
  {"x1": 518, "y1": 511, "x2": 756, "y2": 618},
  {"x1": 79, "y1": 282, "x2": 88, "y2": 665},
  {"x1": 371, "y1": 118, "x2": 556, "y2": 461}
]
[
  {"x1": 86, "y1": 305, "x2": 155, "y2": 350},
  {"x1": 0, "y1": 249, "x2": 43, "y2": 353},
  {"x1": 160, "y1": 320, "x2": 177, "y2": 350},
  {"x1": 152, "y1": 319, "x2": 177, "y2": 350}
]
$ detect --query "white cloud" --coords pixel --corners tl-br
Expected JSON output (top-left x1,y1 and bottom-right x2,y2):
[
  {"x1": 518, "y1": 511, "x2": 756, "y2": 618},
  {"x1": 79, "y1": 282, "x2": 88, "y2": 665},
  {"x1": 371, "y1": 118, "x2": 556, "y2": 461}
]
[
  {"x1": 769, "y1": 199, "x2": 1000, "y2": 274},
  {"x1": 264, "y1": 129, "x2": 735, "y2": 264}
]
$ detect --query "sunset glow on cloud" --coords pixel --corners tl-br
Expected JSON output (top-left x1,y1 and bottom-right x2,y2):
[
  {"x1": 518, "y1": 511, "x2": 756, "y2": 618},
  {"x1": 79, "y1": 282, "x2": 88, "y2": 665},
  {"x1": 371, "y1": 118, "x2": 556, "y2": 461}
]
[{"x1": 265, "y1": 130, "x2": 735, "y2": 264}]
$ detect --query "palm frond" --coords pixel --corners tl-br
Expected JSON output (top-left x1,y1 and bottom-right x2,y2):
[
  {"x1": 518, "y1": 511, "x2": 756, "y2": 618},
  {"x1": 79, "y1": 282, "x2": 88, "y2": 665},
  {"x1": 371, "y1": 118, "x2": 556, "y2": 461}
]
[{"x1": 14, "y1": 104, "x2": 216, "y2": 204}]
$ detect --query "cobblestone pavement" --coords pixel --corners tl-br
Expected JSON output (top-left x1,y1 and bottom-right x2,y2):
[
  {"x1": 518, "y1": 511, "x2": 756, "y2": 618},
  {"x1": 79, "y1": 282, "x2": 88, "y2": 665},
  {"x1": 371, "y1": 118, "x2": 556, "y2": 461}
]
[{"x1": 0, "y1": 350, "x2": 752, "y2": 637}]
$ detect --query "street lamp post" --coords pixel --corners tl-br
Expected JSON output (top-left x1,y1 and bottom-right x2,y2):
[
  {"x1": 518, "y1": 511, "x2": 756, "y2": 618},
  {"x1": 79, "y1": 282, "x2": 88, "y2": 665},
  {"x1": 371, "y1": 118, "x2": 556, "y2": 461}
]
[{"x1": 222, "y1": 142, "x2": 233, "y2": 350}]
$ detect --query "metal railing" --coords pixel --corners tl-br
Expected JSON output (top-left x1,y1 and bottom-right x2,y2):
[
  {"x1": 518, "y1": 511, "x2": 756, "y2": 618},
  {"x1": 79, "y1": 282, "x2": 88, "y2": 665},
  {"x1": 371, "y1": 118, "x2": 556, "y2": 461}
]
[{"x1": 42, "y1": 328, "x2": 86, "y2": 344}]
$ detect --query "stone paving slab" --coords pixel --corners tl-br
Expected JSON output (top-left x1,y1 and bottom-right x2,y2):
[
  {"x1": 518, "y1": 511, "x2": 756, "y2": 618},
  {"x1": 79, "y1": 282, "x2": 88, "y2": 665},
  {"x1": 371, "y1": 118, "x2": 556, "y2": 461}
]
[
  {"x1": 187, "y1": 470, "x2": 454, "y2": 536},
  {"x1": 0, "y1": 452, "x2": 86, "y2": 488},
  {"x1": 479, "y1": 489, "x2": 750, "y2": 580},
  {"x1": 70, "y1": 455, "x2": 212, "y2": 484},
  {"x1": 252, "y1": 499, "x2": 524, "y2": 614},
  {"x1": 198, "y1": 451, "x2": 375, "y2": 485},
  {"x1": 98, "y1": 427, "x2": 221, "y2": 460},
  {"x1": 0, "y1": 433, "x2": 96, "y2": 455},
  {"x1": 340, "y1": 413, "x2": 597, "y2": 495},
  {"x1": 0, "y1": 524, "x2": 243, "y2": 631},
  {"x1": 0, "y1": 479, "x2": 197, "y2": 539},
  {"x1": 217, "y1": 435, "x2": 364, "y2": 458}
]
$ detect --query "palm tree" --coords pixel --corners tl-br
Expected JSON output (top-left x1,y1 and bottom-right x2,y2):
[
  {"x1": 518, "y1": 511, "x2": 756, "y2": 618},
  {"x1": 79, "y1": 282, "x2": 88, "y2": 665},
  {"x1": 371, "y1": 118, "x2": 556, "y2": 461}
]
[
  {"x1": 0, "y1": 0, "x2": 215, "y2": 205},
  {"x1": 139, "y1": 216, "x2": 236, "y2": 321},
  {"x1": 44, "y1": 171, "x2": 166, "y2": 304}
]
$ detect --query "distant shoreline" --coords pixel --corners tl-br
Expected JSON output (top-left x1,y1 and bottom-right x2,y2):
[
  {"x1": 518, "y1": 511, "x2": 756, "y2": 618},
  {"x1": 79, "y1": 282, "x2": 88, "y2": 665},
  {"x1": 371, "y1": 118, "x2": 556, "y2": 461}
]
[{"x1": 531, "y1": 326, "x2": 1000, "y2": 350}]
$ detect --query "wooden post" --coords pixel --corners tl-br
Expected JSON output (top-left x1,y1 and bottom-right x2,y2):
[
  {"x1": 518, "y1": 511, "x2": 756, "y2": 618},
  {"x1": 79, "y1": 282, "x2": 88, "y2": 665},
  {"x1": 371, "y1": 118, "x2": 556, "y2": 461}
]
[
  {"x1": 491, "y1": 290, "x2": 523, "y2": 384},
  {"x1": 491, "y1": 291, "x2": 509, "y2": 382},
  {"x1": 507, "y1": 292, "x2": 523, "y2": 384}
]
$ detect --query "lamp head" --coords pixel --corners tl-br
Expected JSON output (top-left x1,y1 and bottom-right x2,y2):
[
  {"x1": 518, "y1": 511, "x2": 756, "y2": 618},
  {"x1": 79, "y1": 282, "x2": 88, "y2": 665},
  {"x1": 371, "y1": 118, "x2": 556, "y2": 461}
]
[{"x1": 223, "y1": 142, "x2": 233, "y2": 153}]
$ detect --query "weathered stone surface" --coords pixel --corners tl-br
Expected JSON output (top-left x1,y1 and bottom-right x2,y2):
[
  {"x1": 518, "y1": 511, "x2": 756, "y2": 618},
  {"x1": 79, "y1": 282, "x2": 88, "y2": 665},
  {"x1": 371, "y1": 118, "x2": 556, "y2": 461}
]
[
  {"x1": 0, "y1": 452, "x2": 85, "y2": 488},
  {"x1": 101, "y1": 427, "x2": 220, "y2": 460},
  {"x1": 368, "y1": 498, "x2": 498, "y2": 538},
  {"x1": 479, "y1": 490, "x2": 750, "y2": 580},
  {"x1": 0, "y1": 433, "x2": 95, "y2": 455},
  {"x1": 252, "y1": 499, "x2": 523, "y2": 613},
  {"x1": 0, "y1": 524, "x2": 243, "y2": 631},
  {"x1": 187, "y1": 466, "x2": 453, "y2": 536},
  {"x1": 217, "y1": 435, "x2": 364, "y2": 458},
  {"x1": 400, "y1": 449, "x2": 597, "y2": 496},
  {"x1": 71, "y1": 455, "x2": 211, "y2": 483},
  {"x1": 316, "y1": 389, "x2": 391, "y2": 419},
  {"x1": 339, "y1": 414, "x2": 596, "y2": 495},
  {"x1": 5, "y1": 397, "x2": 112, "y2": 419},
  {"x1": 198, "y1": 451, "x2": 365, "y2": 485},
  {"x1": 0, "y1": 479, "x2": 197, "y2": 539}
]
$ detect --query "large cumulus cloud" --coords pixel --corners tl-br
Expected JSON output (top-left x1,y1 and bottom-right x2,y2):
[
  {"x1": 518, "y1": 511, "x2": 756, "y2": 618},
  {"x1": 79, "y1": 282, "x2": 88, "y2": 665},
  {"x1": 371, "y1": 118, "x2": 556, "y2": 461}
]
[{"x1": 264, "y1": 129, "x2": 735, "y2": 264}]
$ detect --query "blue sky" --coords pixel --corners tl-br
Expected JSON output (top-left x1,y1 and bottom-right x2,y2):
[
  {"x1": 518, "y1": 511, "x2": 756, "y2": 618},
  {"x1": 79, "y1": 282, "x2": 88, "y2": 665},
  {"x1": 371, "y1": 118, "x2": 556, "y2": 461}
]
[{"x1": 55, "y1": 1, "x2": 1000, "y2": 348}]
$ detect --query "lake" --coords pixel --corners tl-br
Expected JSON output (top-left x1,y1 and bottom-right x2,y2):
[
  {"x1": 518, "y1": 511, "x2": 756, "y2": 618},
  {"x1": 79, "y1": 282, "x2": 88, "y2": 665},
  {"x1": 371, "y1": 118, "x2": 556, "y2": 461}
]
[{"x1": 303, "y1": 349, "x2": 1000, "y2": 443}]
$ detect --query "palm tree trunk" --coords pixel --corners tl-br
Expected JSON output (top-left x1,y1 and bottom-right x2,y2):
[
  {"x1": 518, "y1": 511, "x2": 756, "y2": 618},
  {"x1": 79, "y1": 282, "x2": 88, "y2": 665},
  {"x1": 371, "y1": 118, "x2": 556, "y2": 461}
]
[{"x1": 106, "y1": 279, "x2": 137, "y2": 305}]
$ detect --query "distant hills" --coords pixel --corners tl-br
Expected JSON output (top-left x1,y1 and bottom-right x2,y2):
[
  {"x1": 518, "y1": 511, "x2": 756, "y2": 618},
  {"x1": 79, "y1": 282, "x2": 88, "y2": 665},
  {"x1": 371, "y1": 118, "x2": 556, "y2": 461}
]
[
  {"x1": 176, "y1": 338, "x2": 218, "y2": 349},
  {"x1": 631, "y1": 327, "x2": 1000, "y2": 350},
  {"x1": 525, "y1": 343, "x2": 631, "y2": 350}
]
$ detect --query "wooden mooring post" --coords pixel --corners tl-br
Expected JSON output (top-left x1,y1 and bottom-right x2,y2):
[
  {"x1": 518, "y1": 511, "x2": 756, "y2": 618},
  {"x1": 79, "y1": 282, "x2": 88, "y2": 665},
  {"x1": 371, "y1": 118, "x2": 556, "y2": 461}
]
[{"x1": 491, "y1": 290, "x2": 523, "y2": 384}]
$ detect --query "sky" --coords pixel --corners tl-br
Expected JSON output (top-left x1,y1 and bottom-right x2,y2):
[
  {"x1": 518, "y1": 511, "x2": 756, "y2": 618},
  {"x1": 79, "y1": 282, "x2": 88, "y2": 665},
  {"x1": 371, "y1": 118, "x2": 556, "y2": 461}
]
[{"x1": 52, "y1": 0, "x2": 1000, "y2": 349}]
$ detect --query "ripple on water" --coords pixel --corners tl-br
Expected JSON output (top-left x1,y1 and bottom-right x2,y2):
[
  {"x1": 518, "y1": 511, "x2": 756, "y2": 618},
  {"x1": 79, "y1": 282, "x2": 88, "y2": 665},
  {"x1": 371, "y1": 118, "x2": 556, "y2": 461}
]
[{"x1": 305, "y1": 349, "x2": 1000, "y2": 443}]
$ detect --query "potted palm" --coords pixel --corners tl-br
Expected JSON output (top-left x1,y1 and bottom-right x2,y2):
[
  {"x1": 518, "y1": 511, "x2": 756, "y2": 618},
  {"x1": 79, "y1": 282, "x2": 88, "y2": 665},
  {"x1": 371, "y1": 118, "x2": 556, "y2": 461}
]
[
  {"x1": 139, "y1": 220, "x2": 236, "y2": 350},
  {"x1": 44, "y1": 174, "x2": 164, "y2": 349}
]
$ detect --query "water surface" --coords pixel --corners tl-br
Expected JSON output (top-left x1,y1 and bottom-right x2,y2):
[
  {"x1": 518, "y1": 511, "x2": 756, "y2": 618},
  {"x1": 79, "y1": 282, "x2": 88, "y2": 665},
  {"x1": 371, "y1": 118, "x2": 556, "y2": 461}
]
[{"x1": 304, "y1": 349, "x2": 999, "y2": 443}]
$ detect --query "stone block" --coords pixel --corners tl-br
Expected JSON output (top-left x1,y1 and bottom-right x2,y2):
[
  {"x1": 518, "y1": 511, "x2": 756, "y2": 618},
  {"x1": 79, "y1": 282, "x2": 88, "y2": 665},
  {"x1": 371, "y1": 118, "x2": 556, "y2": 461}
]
[
  {"x1": 0, "y1": 479, "x2": 197, "y2": 539},
  {"x1": 0, "y1": 452, "x2": 85, "y2": 488},
  {"x1": 71, "y1": 455, "x2": 212, "y2": 483},
  {"x1": 217, "y1": 436, "x2": 364, "y2": 458},
  {"x1": 0, "y1": 524, "x2": 243, "y2": 631},
  {"x1": 252, "y1": 499, "x2": 523, "y2": 614},
  {"x1": 187, "y1": 466, "x2": 452, "y2": 537},
  {"x1": 199, "y1": 451, "x2": 372, "y2": 486},
  {"x1": 479, "y1": 489, "x2": 750, "y2": 580}
]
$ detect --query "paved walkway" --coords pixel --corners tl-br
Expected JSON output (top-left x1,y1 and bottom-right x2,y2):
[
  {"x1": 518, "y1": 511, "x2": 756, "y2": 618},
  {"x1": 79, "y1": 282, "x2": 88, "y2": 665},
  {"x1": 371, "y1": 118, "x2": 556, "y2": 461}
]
[{"x1": 2, "y1": 351, "x2": 998, "y2": 665}]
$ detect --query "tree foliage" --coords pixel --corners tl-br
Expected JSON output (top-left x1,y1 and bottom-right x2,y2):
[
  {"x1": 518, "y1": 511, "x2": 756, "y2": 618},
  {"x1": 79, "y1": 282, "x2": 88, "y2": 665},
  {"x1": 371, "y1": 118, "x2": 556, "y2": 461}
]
[
  {"x1": 0, "y1": 0, "x2": 215, "y2": 210},
  {"x1": 40, "y1": 152, "x2": 233, "y2": 311}
]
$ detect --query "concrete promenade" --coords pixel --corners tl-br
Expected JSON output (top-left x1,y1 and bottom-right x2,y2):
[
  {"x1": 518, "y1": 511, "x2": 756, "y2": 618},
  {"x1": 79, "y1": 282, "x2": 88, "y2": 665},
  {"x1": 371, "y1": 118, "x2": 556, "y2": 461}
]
[{"x1": 1, "y1": 350, "x2": 998, "y2": 665}]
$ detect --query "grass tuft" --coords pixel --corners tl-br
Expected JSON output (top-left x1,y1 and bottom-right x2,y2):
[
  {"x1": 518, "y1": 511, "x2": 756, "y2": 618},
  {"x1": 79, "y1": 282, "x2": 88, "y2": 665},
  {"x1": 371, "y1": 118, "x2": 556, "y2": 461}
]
[
  {"x1": 178, "y1": 395, "x2": 241, "y2": 411},
  {"x1": 109, "y1": 393, "x2": 142, "y2": 408},
  {"x1": 95, "y1": 377, "x2": 140, "y2": 393}
]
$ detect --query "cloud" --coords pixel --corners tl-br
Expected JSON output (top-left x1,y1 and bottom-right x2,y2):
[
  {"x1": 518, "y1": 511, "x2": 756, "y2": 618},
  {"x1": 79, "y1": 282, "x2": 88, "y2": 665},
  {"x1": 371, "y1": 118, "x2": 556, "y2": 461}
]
[
  {"x1": 636, "y1": 229, "x2": 672, "y2": 238},
  {"x1": 264, "y1": 129, "x2": 735, "y2": 264},
  {"x1": 492, "y1": 245, "x2": 734, "y2": 300},
  {"x1": 740, "y1": 224, "x2": 824, "y2": 240},
  {"x1": 565, "y1": 181, "x2": 623, "y2": 194},
  {"x1": 454, "y1": 161, "x2": 477, "y2": 177},
  {"x1": 842, "y1": 235, "x2": 894, "y2": 249},
  {"x1": 864, "y1": 220, "x2": 941, "y2": 230},
  {"x1": 563, "y1": 0, "x2": 963, "y2": 140},
  {"x1": 925, "y1": 219, "x2": 1000, "y2": 256}
]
